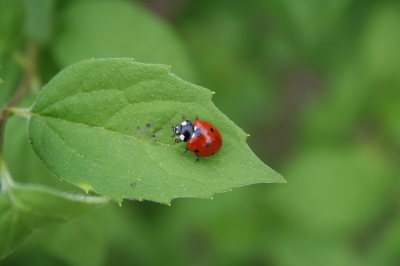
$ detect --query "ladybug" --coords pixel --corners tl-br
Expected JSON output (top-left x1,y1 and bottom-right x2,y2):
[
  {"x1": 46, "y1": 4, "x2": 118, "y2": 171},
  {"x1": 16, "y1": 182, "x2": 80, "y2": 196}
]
[{"x1": 172, "y1": 118, "x2": 222, "y2": 162}]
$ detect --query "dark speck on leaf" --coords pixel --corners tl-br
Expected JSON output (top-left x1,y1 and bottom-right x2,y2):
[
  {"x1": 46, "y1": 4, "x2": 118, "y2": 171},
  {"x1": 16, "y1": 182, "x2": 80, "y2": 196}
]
[{"x1": 130, "y1": 182, "x2": 136, "y2": 188}]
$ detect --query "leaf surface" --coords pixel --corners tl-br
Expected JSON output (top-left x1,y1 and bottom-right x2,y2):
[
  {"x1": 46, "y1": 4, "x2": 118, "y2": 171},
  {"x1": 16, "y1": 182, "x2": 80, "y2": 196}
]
[
  {"x1": 0, "y1": 175, "x2": 107, "y2": 259},
  {"x1": 28, "y1": 58, "x2": 285, "y2": 204}
]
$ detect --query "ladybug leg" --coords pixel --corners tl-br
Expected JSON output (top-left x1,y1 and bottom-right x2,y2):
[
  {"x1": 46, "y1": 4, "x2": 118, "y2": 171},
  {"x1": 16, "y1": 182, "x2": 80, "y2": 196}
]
[
  {"x1": 182, "y1": 146, "x2": 189, "y2": 154},
  {"x1": 195, "y1": 115, "x2": 198, "y2": 120},
  {"x1": 171, "y1": 126, "x2": 176, "y2": 137},
  {"x1": 195, "y1": 156, "x2": 200, "y2": 163}
]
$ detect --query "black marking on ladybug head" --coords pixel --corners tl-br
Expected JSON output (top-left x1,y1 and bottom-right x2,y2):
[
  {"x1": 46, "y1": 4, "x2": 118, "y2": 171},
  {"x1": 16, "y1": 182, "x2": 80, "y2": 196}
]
[
  {"x1": 173, "y1": 120, "x2": 194, "y2": 142},
  {"x1": 210, "y1": 127, "x2": 214, "y2": 132},
  {"x1": 205, "y1": 142, "x2": 210, "y2": 147}
]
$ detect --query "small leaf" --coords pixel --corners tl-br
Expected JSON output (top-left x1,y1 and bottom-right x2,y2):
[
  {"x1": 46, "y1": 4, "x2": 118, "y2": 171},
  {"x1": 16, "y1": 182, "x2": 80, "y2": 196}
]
[
  {"x1": 28, "y1": 58, "x2": 285, "y2": 204},
  {"x1": 0, "y1": 173, "x2": 107, "y2": 259}
]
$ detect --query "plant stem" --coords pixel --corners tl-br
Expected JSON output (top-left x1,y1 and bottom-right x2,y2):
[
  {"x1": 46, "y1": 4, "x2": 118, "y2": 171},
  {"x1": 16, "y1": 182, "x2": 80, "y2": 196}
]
[
  {"x1": 5, "y1": 42, "x2": 38, "y2": 108},
  {"x1": 0, "y1": 43, "x2": 38, "y2": 188},
  {"x1": 0, "y1": 42, "x2": 37, "y2": 155}
]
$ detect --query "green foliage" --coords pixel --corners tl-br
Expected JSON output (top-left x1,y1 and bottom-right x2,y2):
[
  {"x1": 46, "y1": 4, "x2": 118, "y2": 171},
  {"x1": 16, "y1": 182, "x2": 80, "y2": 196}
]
[
  {"x1": 1, "y1": 0, "x2": 400, "y2": 265},
  {"x1": 0, "y1": 161, "x2": 107, "y2": 259},
  {"x1": 23, "y1": 0, "x2": 55, "y2": 45},
  {"x1": 0, "y1": 0, "x2": 23, "y2": 52},
  {"x1": 52, "y1": 1, "x2": 195, "y2": 81},
  {"x1": 28, "y1": 58, "x2": 284, "y2": 204}
]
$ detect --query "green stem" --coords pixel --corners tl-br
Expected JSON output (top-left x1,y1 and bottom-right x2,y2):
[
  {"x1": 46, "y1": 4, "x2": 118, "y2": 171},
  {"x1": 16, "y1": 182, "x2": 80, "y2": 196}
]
[
  {"x1": 0, "y1": 42, "x2": 37, "y2": 190},
  {"x1": 5, "y1": 42, "x2": 38, "y2": 108},
  {"x1": 0, "y1": 42, "x2": 37, "y2": 152},
  {"x1": 8, "y1": 107, "x2": 32, "y2": 117}
]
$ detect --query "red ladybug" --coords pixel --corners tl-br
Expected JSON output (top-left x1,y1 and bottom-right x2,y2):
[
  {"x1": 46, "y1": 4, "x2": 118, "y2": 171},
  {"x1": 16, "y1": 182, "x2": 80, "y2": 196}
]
[{"x1": 172, "y1": 119, "x2": 222, "y2": 162}]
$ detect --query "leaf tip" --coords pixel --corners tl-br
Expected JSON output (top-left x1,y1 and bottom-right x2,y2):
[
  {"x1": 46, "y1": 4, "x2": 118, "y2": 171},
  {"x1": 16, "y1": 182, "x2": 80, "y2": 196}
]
[{"x1": 77, "y1": 183, "x2": 92, "y2": 194}]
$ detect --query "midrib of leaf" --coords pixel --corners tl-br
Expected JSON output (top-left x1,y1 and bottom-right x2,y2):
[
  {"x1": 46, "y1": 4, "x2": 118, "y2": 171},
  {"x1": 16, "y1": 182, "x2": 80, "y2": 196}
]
[{"x1": 31, "y1": 112, "x2": 181, "y2": 149}]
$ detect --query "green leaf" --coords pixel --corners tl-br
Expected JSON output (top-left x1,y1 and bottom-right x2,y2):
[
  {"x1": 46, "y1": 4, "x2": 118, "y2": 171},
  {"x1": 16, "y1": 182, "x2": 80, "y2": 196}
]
[
  {"x1": 23, "y1": 0, "x2": 55, "y2": 45},
  {"x1": 0, "y1": 161, "x2": 108, "y2": 259},
  {"x1": 4, "y1": 115, "x2": 80, "y2": 191},
  {"x1": 52, "y1": 1, "x2": 195, "y2": 81},
  {"x1": 27, "y1": 58, "x2": 285, "y2": 204},
  {"x1": 0, "y1": 0, "x2": 24, "y2": 51},
  {"x1": 0, "y1": 55, "x2": 22, "y2": 106},
  {"x1": 266, "y1": 145, "x2": 394, "y2": 239}
]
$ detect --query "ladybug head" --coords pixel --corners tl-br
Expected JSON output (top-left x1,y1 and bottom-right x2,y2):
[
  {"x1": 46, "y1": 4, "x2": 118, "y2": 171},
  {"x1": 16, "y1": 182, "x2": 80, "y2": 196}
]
[{"x1": 172, "y1": 120, "x2": 194, "y2": 143}]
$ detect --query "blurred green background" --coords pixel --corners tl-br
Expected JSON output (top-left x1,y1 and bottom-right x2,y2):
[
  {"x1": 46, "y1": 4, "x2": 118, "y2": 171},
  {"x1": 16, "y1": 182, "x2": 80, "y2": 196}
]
[{"x1": 1, "y1": 0, "x2": 400, "y2": 265}]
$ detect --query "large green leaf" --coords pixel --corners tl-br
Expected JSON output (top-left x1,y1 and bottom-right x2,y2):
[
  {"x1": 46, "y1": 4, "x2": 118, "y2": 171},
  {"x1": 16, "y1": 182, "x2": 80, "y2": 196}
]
[
  {"x1": 52, "y1": 1, "x2": 195, "y2": 81},
  {"x1": 27, "y1": 58, "x2": 285, "y2": 204},
  {"x1": 0, "y1": 161, "x2": 107, "y2": 260}
]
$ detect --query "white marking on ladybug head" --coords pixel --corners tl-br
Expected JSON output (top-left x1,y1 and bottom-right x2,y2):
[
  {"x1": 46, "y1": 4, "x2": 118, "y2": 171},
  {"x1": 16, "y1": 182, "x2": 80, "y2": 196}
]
[
  {"x1": 192, "y1": 133, "x2": 196, "y2": 138},
  {"x1": 194, "y1": 126, "x2": 197, "y2": 131},
  {"x1": 181, "y1": 121, "x2": 187, "y2": 126},
  {"x1": 179, "y1": 134, "x2": 185, "y2": 141}
]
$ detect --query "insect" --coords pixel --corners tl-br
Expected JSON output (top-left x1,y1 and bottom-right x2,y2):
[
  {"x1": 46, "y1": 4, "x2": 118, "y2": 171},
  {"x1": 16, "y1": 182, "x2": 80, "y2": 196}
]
[{"x1": 172, "y1": 118, "x2": 223, "y2": 162}]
